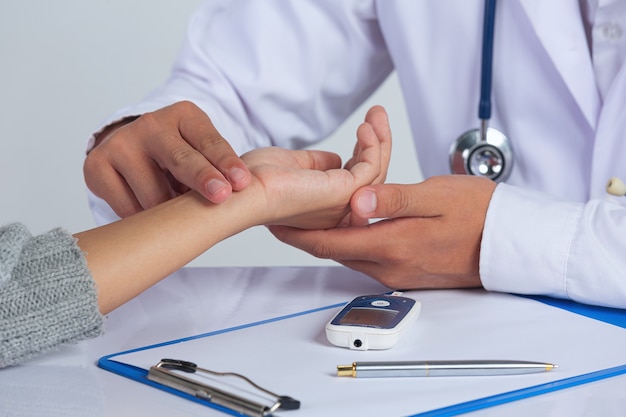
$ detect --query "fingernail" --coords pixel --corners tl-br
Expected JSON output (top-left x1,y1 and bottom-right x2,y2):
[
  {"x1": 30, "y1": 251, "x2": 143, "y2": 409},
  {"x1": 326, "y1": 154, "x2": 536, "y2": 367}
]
[
  {"x1": 357, "y1": 189, "x2": 377, "y2": 215},
  {"x1": 206, "y1": 179, "x2": 227, "y2": 195},
  {"x1": 229, "y1": 167, "x2": 247, "y2": 183}
]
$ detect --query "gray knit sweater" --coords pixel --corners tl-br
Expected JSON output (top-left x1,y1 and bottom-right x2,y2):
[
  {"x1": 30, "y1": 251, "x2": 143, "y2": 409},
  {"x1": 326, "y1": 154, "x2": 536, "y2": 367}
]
[{"x1": 0, "y1": 223, "x2": 104, "y2": 368}]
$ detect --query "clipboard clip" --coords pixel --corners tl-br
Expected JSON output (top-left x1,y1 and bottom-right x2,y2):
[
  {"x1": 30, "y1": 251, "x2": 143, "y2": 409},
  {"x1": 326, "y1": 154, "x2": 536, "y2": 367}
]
[{"x1": 148, "y1": 358, "x2": 300, "y2": 416}]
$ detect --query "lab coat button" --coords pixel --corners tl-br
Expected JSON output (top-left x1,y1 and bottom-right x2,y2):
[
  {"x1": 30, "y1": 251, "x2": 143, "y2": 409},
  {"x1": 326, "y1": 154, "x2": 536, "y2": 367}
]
[{"x1": 601, "y1": 22, "x2": 623, "y2": 41}]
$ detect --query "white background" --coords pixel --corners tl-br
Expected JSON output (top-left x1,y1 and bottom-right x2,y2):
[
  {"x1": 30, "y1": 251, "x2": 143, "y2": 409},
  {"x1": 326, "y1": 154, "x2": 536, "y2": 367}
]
[{"x1": 0, "y1": 0, "x2": 421, "y2": 267}]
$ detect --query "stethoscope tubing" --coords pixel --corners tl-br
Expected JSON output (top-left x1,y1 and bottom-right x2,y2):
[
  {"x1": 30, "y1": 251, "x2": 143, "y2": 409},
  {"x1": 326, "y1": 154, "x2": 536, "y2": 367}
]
[
  {"x1": 453, "y1": 0, "x2": 624, "y2": 195},
  {"x1": 479, "y1": 0, "x2": 497, "y2": 122},
  {"x1": 450, "y1": 0, "x2": 513, "y2": 182}
]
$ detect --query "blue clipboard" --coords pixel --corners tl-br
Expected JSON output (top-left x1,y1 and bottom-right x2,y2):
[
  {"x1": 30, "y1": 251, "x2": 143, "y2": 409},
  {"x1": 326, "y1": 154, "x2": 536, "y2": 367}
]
[{"x1": 98, "y1": 294, "x2": 626, "y2": 417}]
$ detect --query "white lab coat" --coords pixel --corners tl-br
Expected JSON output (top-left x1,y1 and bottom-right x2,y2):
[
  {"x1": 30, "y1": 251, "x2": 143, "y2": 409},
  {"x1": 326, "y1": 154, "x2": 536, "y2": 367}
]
[{"x1": 88, "y1": 0, "x2": 626, "y2": 308}]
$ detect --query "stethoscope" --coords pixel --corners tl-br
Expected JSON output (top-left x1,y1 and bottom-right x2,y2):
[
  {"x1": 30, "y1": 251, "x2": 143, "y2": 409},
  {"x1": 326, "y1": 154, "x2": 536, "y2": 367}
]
[
  {"x1": 449, "y1": 0, "x2": 512, "y2": 183},
  {"x1": 450, "y1": 0, "x2": 626, "y2": 199}
]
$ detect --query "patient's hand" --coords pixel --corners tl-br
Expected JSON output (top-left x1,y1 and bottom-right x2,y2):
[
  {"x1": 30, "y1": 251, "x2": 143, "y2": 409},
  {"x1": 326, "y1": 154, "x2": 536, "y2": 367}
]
[{"x1": 242, "y1": 105, "x2": 391, "y2": 230}]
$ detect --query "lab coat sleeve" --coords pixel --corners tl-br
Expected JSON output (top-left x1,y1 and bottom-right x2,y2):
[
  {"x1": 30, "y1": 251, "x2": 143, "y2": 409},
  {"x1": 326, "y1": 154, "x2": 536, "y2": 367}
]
[
  {"x1": 480, "y1": 183, "x2": 626, "y2": 309},
  {"x1": 87, "y1": 0, "x2": 393, "y2": 225}
]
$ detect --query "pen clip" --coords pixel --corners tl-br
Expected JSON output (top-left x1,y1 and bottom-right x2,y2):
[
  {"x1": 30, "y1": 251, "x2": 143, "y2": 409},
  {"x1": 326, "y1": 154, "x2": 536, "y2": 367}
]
[{"x1": 148, "y1": 359, "x2": 300, "y2": 416}]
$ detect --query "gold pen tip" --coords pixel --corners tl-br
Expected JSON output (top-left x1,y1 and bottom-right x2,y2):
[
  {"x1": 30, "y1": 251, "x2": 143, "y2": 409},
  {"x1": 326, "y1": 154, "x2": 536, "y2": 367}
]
[
  {"x1": 337, "y1": 364, "x2": 355, "y2": 377},
  {"x1": 547, "y1": 364, "x2": 558, "y2": 371}
]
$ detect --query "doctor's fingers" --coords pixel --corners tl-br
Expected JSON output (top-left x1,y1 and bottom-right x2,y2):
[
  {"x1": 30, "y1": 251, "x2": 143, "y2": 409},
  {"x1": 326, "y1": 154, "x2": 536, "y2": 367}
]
[
  {"x1": 86, "y1": 123, "x2": 208, "y2": 215},
  {"x1": 269, "y1": 216, "x2": 426, "y2": 266},
  {"x1": 137, "y1": 103, "x2": 251, "y2": 203},
  {"x1": 83, "y1": 158, "x2": 163, "y2": 218},
  {"x1": 85, "y1": 106, "x2": 248, "y2": 208},
  {"x1": 269, "y1": 218, "x2": 482, "y2": 290},
  {"x1": 350, "y1": 176, "x2": 497, "y2": 220}
]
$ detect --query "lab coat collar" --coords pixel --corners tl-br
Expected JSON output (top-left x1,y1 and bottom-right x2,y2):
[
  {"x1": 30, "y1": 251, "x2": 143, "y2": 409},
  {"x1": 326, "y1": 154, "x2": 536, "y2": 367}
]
[{"x1": 518, "y1": 0, "x2": 601, "y2": 130}]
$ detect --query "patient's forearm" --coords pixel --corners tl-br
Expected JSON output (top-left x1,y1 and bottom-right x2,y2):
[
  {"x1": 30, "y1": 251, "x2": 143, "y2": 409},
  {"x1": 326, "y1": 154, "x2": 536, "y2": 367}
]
[{"x1": 74, "y1": 190, "x2": 258, "y2": 314}]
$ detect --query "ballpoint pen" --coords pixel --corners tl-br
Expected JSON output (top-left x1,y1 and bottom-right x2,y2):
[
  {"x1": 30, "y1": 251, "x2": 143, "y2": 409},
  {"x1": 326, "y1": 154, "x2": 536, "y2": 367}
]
[{"x1": 336, "y1": 360, "x2": 558, "y2": 378}]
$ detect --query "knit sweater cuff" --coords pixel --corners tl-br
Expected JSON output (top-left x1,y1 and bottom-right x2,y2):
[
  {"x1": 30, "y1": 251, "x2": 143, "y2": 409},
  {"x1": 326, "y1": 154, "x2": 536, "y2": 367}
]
[{"x1": 0, "y1": 225, "x2": 104, "y2": 367}]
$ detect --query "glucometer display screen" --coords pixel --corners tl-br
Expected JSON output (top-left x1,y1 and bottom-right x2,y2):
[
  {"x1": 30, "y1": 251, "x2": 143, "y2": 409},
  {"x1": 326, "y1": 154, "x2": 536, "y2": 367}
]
[{"x1": 339, "y1": 307, "x2": 399, "y2": 328}]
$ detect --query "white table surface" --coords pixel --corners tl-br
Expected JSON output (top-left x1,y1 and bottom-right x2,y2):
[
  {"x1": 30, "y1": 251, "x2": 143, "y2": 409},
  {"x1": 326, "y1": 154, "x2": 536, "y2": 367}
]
[{"x1": 2, "y1": 266, "x2": 625, "y2": 417}]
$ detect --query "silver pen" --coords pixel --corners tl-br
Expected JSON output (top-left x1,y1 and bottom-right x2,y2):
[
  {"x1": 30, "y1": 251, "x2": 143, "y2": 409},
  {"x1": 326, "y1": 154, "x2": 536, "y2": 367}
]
[{"x1": 336, "y1": 360, "x2": 557, "y2": 378}]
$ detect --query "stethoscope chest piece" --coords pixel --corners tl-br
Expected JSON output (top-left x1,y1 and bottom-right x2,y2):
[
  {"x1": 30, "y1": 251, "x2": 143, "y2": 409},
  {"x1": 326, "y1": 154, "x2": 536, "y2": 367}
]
[{"x1": 449, "y1": 127, "x2": 513, "y2": 182}]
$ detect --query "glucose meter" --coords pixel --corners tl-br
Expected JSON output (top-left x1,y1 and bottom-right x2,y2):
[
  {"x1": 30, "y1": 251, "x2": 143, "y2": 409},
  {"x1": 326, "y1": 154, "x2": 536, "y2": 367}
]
[{"x1": 325, "y1": 293, "x2": 420, "y2": 350}]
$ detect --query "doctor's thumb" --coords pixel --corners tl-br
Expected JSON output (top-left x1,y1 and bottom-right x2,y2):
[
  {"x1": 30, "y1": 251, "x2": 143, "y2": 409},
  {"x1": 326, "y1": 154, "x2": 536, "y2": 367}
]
[{"x1": 351, "y1": 184, "x2": 415, "y2": 220}]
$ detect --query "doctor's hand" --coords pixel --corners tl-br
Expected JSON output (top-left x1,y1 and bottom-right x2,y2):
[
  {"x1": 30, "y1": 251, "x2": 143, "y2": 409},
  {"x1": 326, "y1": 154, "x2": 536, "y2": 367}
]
[
  {"x1": 83, "y1": 101, "x2": 252, "y2": 218},
  {"x1": 244, "y1": 105, "x2": 391, "y2": 229},
  {"x1": 269, "y1": 175, "x2": 496, "y2": 289}
]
